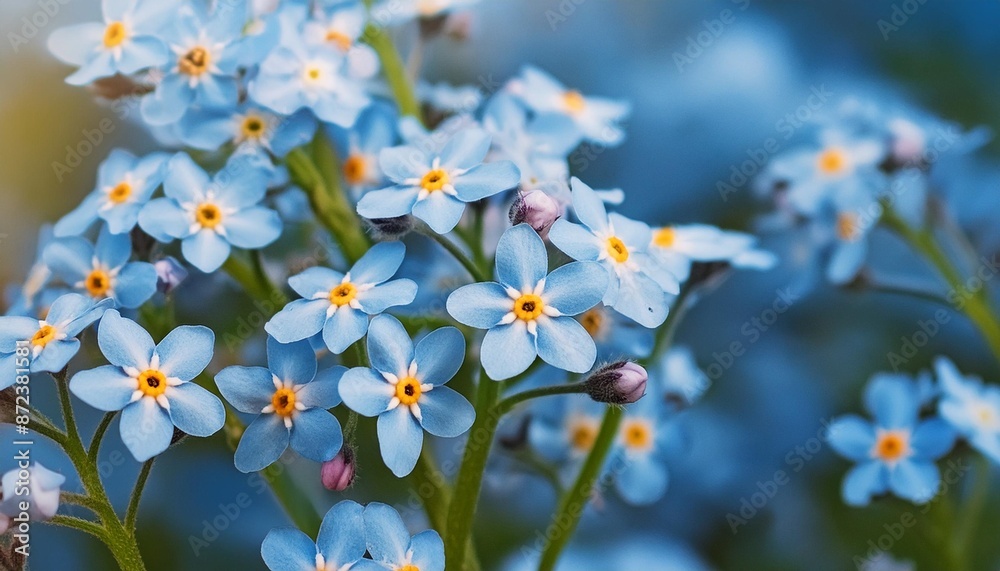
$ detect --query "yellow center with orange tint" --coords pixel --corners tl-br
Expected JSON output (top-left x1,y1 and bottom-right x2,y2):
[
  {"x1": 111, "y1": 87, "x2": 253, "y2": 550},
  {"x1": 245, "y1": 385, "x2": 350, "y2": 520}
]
[
  {"x1": 85, "y1": 269, "x2": 112, "y2": 297},
  {"x1": 196, "y1": 203, "x2": 223, "y2": 229},
  {"x1": 420, "y1": 169, "x2": 450, "y2": 192},
  {"x1": 241, "y1": 116, "x2": 266, "y2": 140},
  {"x1": 179, "y1": 47, "x2": 211, "y2": 76},
  {"x1": 606, "y1": 236, "x2": 629, "y2": 263},
  {"x1": 343, "y1": 155, "x2": 367, "y2": 185},
  {"x1": 303, "y1": 66, "x2": 323, "y2": 82},
  {"x1": 579, "y1": 307, "x2": 604, "y2": 338},
  {"x1": 653, "y1": 227, "x2": 676, "y2": 248},
  {"x1": 31, "y1": 325, "x2": 57, "y2": 348},
  {"x1": 137, "y1": 369, "x2": 168, "y2": 398},
  {"x1": 513, "y1": 294, "x2": 544, "y2": 321},
  {"x1": 271, "y1": 387, "x2": 297, "y2": 416},
  {"x1": 329, "y1": 283, "x2": 357, "y2": 306},
  {"x1": 395, "y1": 377, "x2": 422, "y2": 406},
  {"x1": 569, "y1": 420, "x2": 598, "y2": 452},
  {"x1": 621, "y1": 419, "x2": 653, "y2": 451},
  {"x1": 108, "y1": 181, "x2": 132, "y2": 204},
  {"x1": 397, "y1": 566, "x2": 420, "y2": 571},
  {"x1": 325, "y1": 30, "x2": 352, "y2": 51},
  {"x1": 103, "y1": 21, "x2": 127, "y2": 48},
  {"x1": 837, "y1": 212, "x2": 860, "y2": 241},
  {"x1": 563, "y1": 90, "x2": 586, "y2": 114},
  {"x1": 873, "y1": 430, "x2": 910, "y2": 462},
  {"x1": 817, "y1": 148, "x2": 848, "y2": 175}
]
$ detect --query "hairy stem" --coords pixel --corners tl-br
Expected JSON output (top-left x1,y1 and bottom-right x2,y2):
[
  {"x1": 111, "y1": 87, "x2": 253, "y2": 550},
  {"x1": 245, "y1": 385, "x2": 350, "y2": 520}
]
[{"x1": 494, "y1": 382, "x2": 588, "y2": 417}]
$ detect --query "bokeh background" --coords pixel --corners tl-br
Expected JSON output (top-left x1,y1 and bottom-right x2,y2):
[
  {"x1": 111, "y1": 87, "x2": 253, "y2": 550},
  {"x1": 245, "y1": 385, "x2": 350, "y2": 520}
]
[{"x1": 3, "y1": 0, "x2": 1000, "y2": 569}]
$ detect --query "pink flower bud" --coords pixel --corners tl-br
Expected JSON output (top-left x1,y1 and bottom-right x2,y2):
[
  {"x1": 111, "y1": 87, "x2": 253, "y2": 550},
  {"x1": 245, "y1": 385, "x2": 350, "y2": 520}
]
[
  {"x1": 154, "y1": 257, "x2": 187, "y2": 294},
  {"x1": 585, "y1": 361, "x2": 648, "y2": 404},
  {"x1": 509, "y1": 190, "x2": 561, "y2": 238},
  {"x1": 321, "y1": 447, "x2": 356, "y2": 492}
]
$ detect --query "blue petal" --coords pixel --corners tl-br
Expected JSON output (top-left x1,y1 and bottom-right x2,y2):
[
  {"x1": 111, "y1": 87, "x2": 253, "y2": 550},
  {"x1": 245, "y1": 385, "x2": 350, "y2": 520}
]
[
  {"x1": 377, "y1": 406, "x2": 423, "y2": 477},
  {"x1": 54, "y1": 194, "x2": 101, "y2": 237},
  {"x1": 414, "y1": 327, "x2": 465, "y2": 386},
  {"x1": 439, "y1": 129, "x2": 491, "y2": 171},
  {"x1": 864, "y1": 374, "x2": 919, "y2": 429},
  {"x1": 215, "y1": 366, "x2": 274, "y2": 414},
  {"x1": 542, "y1": 261, "x2": 608, "y2": 316},
  {"x1": 356, "y1": 280, "x2": 417, "y2": 314},
  {"x1": 350, "y1": 241, "x2": 406, "y2": 285},
  {"x1": 265, "y1": 300, "x2": 328, "y2": 343},
  {"x1": 418, "y1": 386, "x2": 474, "y2": 438},
  {"x1": 113, "y1": 262, "x2": 158, "y2": 309},
  {"x1": 155, "y1": 325, "x2": 214, "y2": 381},
  {"x1": 452, "y1": 161, "x2": 520, "y2": 202},
  {"x1": 356, "y1": 187, "x2": 420, "y2": 219},
  {"x1": 827, "y1": 240, "x2": 867, "y2": 284},
  {"x1": 446, "y1": 282, "x2": 511, "y2": 329},
  {"x1": 98, "y1": 310, "x2": 155, "y2": 369},
  {"x1": 613, "y1": 272, "x2": 669, "y2": 328},
  {"x1": 297, "y1": 366, "x2": 345, "y2": 409},
  {"x1": 889, "y1": 459, "x2": 940, "y2": 504},
  {"x1": 120, "y1": 398, "x2": 173, "y2": 462},
  {"x1": 267, "y1": 337, "x2": 317, "y2": 385},
  {"x1": 378, "y1": 145, "x2": 429, "y2": 183},
  {"x1": 536, "y1": 317, "x2": 597, "y2": 374},
  {"x1": 32, "y1": 339, "x2": 81, "y2": 373},
  {"x1": 548, "y1": 220, "x2": 602, "y2": 262},
  {"x1": 363, "y1": 502, "x2": 411, "y2": 563},
  {"x1": 615, "y1": 453, "x2": 668, "y2": 505},
  {"x1": 842, "y1": 461, "x2": 888, "y2": 506},
  {"x1": 138, "y1": 198, "x2": 190, "y2": 242},
  {"x1": 322, "y1": 307, "x2": 369, "y2": 354},
  {"x1": 182, "y1": 230, "x2": 232, "y2": 273},
  {"x1": 290, "y1": 408, "x2": 342, "y2": 462},
  {"x1": 47, "y1": 23, "x2": 103, "y2": 66},
  {"x1": 95, "y1": 224, "x2": 132, "y2": 268},
  {"x1": 163, "y1": 153, "x2": 210, "y2": 203},
  {"x1": 412, "y1": 193, "x2": 466, "y2": 234},
  {"x1": 317, "y1": 501, "x2": 367, "y2": 567},
  {"x1": 118, "y1": 36, "x2": 168, "y2": 75},
  {"x1": 140, "y1": 75, "x2": 194, "y2": 125},
  {"x1": 339, "y1": 367, "x2": 394, "y2": 416},
  {"x1": 234, "y1": 414, "x2": 289, "y2": 473},
  {"x1": 911, "y1": 418, "x2": 956, "y2": 460},
  {"x1": 288, "y1": 267, "x2": 343, "y2": 298},
  {"x1": 633, "y1": 253, "x2": 681, "y2": 296},
  {"x1": 0, "y1": 317, "x2": 39, "y2": 353},
  {"x1": 100, "y1": 204, "x2": 142, "y2": 236},
  {"x1": 495, "y1": 224, "x2": 548, "y2": 291},
  {"x1": 261, "y1": 527, "x2": 318, "y2": 571},
  {"x1": 481, "y1": 322, "x2": 536, "y2": 381},
  {"x1": 44, "y1": 292, "x2": 100, "y2": 332},
  {"x1": 827, "y1": 415, "x2": 876, "y2": 461},
  {"x1": 408, "y1": 530, "x2": 445, "y2": 571},
  {"x1": 607, "y1": 213, "x2": 651, "y2": 248},
  {"x1": 569, "y1": 177, "x2": 609, "y2": 233},
  {"x1": 212, "y1": 155, "x2": 269, "y2": 209},
  {"x1": 224, "y1": 207, "x2": 283, "y2": 249},
  {"x1": 366, "y1": 315, "x2": 414, "y2": 376},
  {"x1": 167, "y1": 382, "x2": 225, "y2": 437},
  {"x1": 69, "y1": 365, "x2": 135, "y2": 411},
  {"x1": 43, "y1": 237, "x2": 93, "y2": 283}
]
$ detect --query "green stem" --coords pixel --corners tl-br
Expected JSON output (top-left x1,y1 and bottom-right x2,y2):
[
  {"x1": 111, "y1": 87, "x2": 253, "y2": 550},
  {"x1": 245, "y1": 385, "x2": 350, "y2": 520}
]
[
  {"x1": 494, "y1": 382, "x2": 587, "y2": 417},
  {"x1": 125, "y1": 459, "x2": 154, "y2": 529},
  {"x1": 445, "y1": 370, "x2": 501, "y2": 568},
  {"x1": 421, "y1": 229, "x2": 490, "y2": 283},
  {"x1": 222, "y1": 255, "x2": 285, "y2": 308},
  {"x1": 29, "y1": 416, "x2": 66, "y2": 445},
  {"x1": 49, "y1": 515, "x2": 107, "y2": 540},
  {"x1": 956, "y1": 453, "x2": 990, "y2": 558},
  {"x1": 411, "y1": 447, "x2": 451, "y2": 533},
  {"x1": 88, "y1": 412, "x2": 117, "y2": 464},
  {"x1": 250, "y1": 250, "x2": 289, "y2": 307},
  {"x1": 60, "y1": 491, "x2": 103, "y2": 515},
  {"x1": 362, "y1": 6, "x2": 421, "y2": 119}
]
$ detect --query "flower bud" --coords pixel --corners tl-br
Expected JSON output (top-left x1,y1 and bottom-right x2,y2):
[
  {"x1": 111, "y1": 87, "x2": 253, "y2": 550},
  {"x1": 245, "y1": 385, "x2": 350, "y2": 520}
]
[
  {"x1": 321, "y1": 446, "x2": 356, "y2": 492},
  {"x1": 154, "y1": 257, "x2": 188, "y2": 295},
  {"x1": 509, "y1": 190, "x2": 560, "y2": 238},
  {"x1": 887, "y1": 118, "x2": 927, "y2": 170},
  {"x1": 584, "y1": 361, "x2": 647, "y2": 405},
  {"x1": 366, "y1": 216, "x2": 414, "y2": 240}
]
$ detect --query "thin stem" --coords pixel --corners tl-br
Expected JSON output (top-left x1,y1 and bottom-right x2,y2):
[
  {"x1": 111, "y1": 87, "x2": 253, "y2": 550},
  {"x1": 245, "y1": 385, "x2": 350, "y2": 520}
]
[
  {"x1": 956, "y1": 453, "x2": 990, "y2": 557},
  {"x1": 361, "y1": 5, "x2": 422, "y2": 120},
  {"x1": 125, "y1": 459, "x2": 155, "y2": 529},
  {"x1": 250, "y1": 249, "x2": 289, "y2": 307},
  {"x1": 88, "y1": 412, "x2": 117, "y2": 464},
  {"x1": 421, "y1": 229, "x2": 490, "y2": 283},
  {"x1": 494, "y1": 382, "x2": 587, "y2": 417},
  {"x1": 54, "y1": 369, "x2": 81, "y2": 445},
  {"x1": 864, "y1": 280, "x2": 954, "y2": 308},
  {"x1": 29, "y1": 417, "x2": 66, "y2": 445},
  {"x1": 411, "y1": 448, "x2": 482, "y2": 571},
  {"x1": 49, "y1": 515, "x2": 107, "y2": 541},
  {"x1": 60, "y1": 491, "x2": 103, "y2": 515},
  {"x1": 222, "y1": 255, "x2": 277, "y2": 307}
]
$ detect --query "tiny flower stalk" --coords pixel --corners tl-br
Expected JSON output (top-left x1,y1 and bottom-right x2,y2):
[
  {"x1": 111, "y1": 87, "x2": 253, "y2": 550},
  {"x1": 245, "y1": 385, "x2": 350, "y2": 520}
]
[{"x1": 361, "y1": 0, "x2": 422, "y2": 121}]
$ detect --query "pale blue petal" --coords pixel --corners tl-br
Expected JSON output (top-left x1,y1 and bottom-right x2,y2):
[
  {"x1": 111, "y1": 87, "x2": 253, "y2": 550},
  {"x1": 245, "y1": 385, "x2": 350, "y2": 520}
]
[
  {"x1": 377, "y1": 406, "x2": 423, "y2": 477},
  {"x1": 542, "y1": 261, "x2": 608, "y2": 316},
  {"x1": 113, "y1": 262, "x2": 158, "y2": 309},
  {"x1": 290, "y1": 408, "x2": 342, "y2": 462},
  {"x1": 889, "y1": 459, "x2": 940, "y2": 504},
  {"x1": 827, "y1": 415, "x2": 876, "y2": 461},
  {"x1": 569, "y1": 177, "x2": 609, "y2": 233},
  {"x1": 212, "y1": 155, "x2": 269, "y2": 209},
  {"x1": 181, "y1": 230, "x2": 231, "y2": 273},
  {"x1": 412, "y1": 193, "x2": 465, "y2": 234},
  {"x1": 535, "y1": 317, "x2": 597, "y2": 374},
  {"x1": 98, "y1": 310, "x2": 155, "y2": 369},
  {"x1": 43, "y1": 237, "x2": 93, "y2": 283},
  {"x1": 608, "y1": 213, "x2": 651, "y2": 247},
  {"x1": 356, "y1": 187, "x2": 420, "y2": 219},
  {"x1": 69, "y1": 365, "x2": 135, "y2": 411},
  {"x1": 261, "y1": 527, "x2": 318, "y2": 571},
  {"x1": 350, "y1": 241, "x2": 406, "y2": 285},
  {"x1": 613, "y1": 272, "x2": 669, "y2": 328},
  {"x1": 224, "y1": 207, "x2": 282, "y2": 249},
  {"x1": 366, "y1": 315, "x2": 414, "y2": 376},
  {"x1": 120, "y1": 398, "x2": 173, "y2": 462},
  {"x1": 339, "y1": 367, "x2": 394, "y2": 416},
  {"x1": 167, "y1": 383, "x2": 225, "y2": 437},
  {"x1": 117, "y1": 36, "x2": 168, "y2": 74},
  {"x1": 356, "y1": 280, "x2": 417, "y2": 314},
  {"x1": 481, "y1": 322, "x2": 536, "y2": 381},
  {"x1": 155, "y1": 325, "x2": 214, "y2": 381},
  {"x1": 548, "y1": 220, "x2": 602, "y2": 262},
  {"x1": 54, "y1": 194, "x2": 101, "y2": 237},
  {"x1": 47, "y1": 23, "x2": 103, "y2": 66},
  {"x1": 865, "y1": 374, "x2": 919, "y2": 429},
  {"x1": 452, "y1": 161, "x2": 520, "y2": 202},
  {"x1": 414, "y1": 327, "x2": 465, "y2": 385},
  {"x1": 616, "y1": 453, "x2": 668, "y2": 505},
  {"x1": 322, "y1": 307, "x2": 369, "y2": 354},
  {"x1": 495, "y1": 224, "x2": 547, "y2": 291},
  {"x1": 234, "y1": 414, "x2": 289, "y2": 473},
  {"x1": 317, "y1": 501, "x2": 367, "y2": 567},
  {"x1": 163, "y1": 153, "x2": 210, "y2": 203},
  {"x1": 363, "y1": 502, "x2": 411, "y2": 563},
  {"x1": 842, "y1": 461, "x2": 888, "y2": 506},
  {"x1": 265, "y1": 300, "x2": 328, "y2": 343},
  {"x1": 408, "y1": 530, "x2": 444, "y2": 571},
  {"x1": 31, "y1": 339, "x2": 80, "y2": 373},
  {"x1": 0, "y1": 317, "x2": 37, "y2": 352},
  {"x1": 439, "y1": 129, "x2": 491, "y2": 170},
  {"x1": 911, "y1": 418, "x2": 956, "y2": 460},
  {"x1": 418, "y1": 386, "x2": 474, "y2": 438},
  {"x1": 138, "y1": 198, "x2": 190, "y2": 242},
  {"x1": 446, "y1": 282, "x2": 511, "y2": 329},
  {"x1": 379, "y1": 146, "x2": 430, "y2": 183},
  {"x1": 215, "y1": 366, "x2": 273, "y2": 414},
  {"x1": 288, "y1": 267, "x2": 343, "y2": 298},
  {"x1": 827, "y1": 240, "x2": 867, "y2": 284},
  {"x1": 297, "y1": 367, "x2": 345, "y2": 409}
]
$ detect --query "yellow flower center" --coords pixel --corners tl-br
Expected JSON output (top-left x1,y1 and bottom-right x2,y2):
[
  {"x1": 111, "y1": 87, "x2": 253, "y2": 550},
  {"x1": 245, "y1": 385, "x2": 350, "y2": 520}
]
[
  {"x1": 85, "y1": 269, "x2": 112, "y2": 297},
  {"x1": 196, "y1": 203, "x2": 223, "y2": 229},
  {"x1": 420, "y1": 169, "x2": 450, "y2": 192},
  {"x1": 817, "y1": 148, "x2": 848, "y2": 175},
  {"x1": 398, "y1": 566, "x2": 420, "y2": 571},
  {"x1": 579, "y1": 307, "x2": 604, "y2": 338},
  {"x1": 241, "y1": 116, "x2": 266, "y2": 140},
  {"x1": 103, "y1": 21, "x2": 127, "y2": 48},
  {"x1": 303, "y1": 65, "x2": 323, "y2": 83},
  {"x1": 270, "y1": 387, "x2": 297, "y2": 416},
  {"x1": 395, "y1": 377, "x2": 422, "y2": 406},
  {"x1": 652, "y1": 227, "x2": 676, "y2": 248},
  {"x1": 108, "y1": 181, "x2": 132, "y2": 204},
  {"x1": 621, "y1": 419, "x2": 653, "y2": 451},
  {"x1": 836, "y1": 212, "x2": 860, "y2": 241},
  {"x1": 137, "y1": 369, "x2": 168, "y2": 398},
  {"x1": 563, "y1": 90, "x2": 586, "y2": 114},
  {"x1": 325, "y1": 30, "x2": 352, "y2": 51},
  {"x1": 343, "y1": 155, "x2": 367, "y2": 185},
  {"x1": 873, "y1": 430, "x2": 910, "y2": 462},
  {"x1": 977, "y1": 405, "x2": 998, "y2": 426},
  {"x1": 179, "y1": 46, "x2": 211, "y2": 76},
  {"x1": 569, "y1": 420, "x2": 598, "y2": 452},
  {"x1": 30, "y1": 325, "x2": 57, "y2": 348},
  {"x1": 606, "y1": 236, "x2": 629, "y2": 263},
  {"x1": 513, "y1": 294, "x2": 544, "y2": 321},
  {"x1": 328, "y1": 283, "x2": 357, "y2": 306}
]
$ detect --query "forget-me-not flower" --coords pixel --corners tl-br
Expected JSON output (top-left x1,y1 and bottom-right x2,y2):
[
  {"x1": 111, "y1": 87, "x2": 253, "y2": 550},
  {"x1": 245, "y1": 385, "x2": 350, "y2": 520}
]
[
  {"x1": 54, "y1": 149, "x2": 169, "y2": 237},
  {"x1": 482, "y1": 93, "x2": 578, "y2": 187},
  {"x1": 303, "y1": 1, "x2": 379, "y2": 79},
  {"x1": 177, "y1": 104, "x2": 317, "y2": 163},
  {"x1": 355, "y1": 502, "x2": 445, "y2": 571},
  {"x1": 648, "y1": 224, "x2": 777, "y2": 283},
  {"x1": 68, "y1": 310, "x2": 225, "y2": 461},
  {"x1": 373, "y1": 0, "x2": 480, "y2": 24},
  {"x1": 356, "y1": 128, "x2": 520, "y2": 234},
  {"x1": 549, "y1": 178, "x2": 677, "y2": 328},
  {"x1": 138, "y1": 153, "x2": 283, "y2": 273},
  {"x1": 329, "y1": 102, "x2": 398, "y2": 197},
  {"x1": 0, "y1": 463, "x2": 65, "y2": 524},
  {"x1": 448, "y1": 224, "x2": 608, "y2": 380},
  {"x1": 261, "y1": 500, "x2": 367, "y2": 571},
  {"x1": 339, "y1": 315, "x2": 474, "y2": 477},
  {"x1": 935, "y1": 356, "x2": 1000, "y2": 465},
  {"x1": 611, "y1": 393, "x2": 673, "y2": 505},
  {"x1": 265, "y1": 241, "x2": 417, "y2": 354},
  {"x1": 828, "y1": 373, "x2": 956, "y2": 506}
]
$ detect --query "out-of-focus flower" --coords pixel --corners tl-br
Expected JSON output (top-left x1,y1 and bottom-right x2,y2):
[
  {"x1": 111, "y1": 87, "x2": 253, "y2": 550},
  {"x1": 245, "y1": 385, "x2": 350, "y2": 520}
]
[
  {"x1": 648, "y1": 224, "x2": 776, "y2": 282},
  {"x1": 261, "y1": 500, "x2": 367, "y2": 571},
  {"x1": 154, "y1": 257, "x2": 188, "y2": 294},
  {"x1": 584, "y1": 361, "x2": 647, "y2": 405},
  {"x1": 828, "y1": 373, "x2": 956, "y2": 506},
  {"x1": 935, "y1": 357, "x2": 1000, "y2": 465},
  {"x1": 0, "y1": 293, "x2": 110, "y2": 377},
  {"x1": 303, "y1": 1, "x2": 379, "y2": 79},
  {"x1": 0, "y1": 463, "x2": 65, "y2": 524},
  {"x1": 483, "y1": 93, "x2": 578, "y2": 187},
  {"x1": 419, "y1": 81, "x2": 483, "y2": 115},
  {"x1": 529, "y1": 394, "x2": 605, "y2": 466},
  {"x1": 357, "y1": 128, "x2": 520, "y2": 234},
  {"x1": 339, "y1": 315, "x2": 473, "y2": 477},
  {"x1": 372, "y1": 0, "x2": 480, "y2": 25},
  {"x1": 138, "y1": 153, "x2": 283, "y2": 273},
  {"x1": 447, "y1": 224, "x2": 608, "y2": 380},
  {"x1": 612, "y1": 394, "x2": 672, "y2": 505},
  {"x1": 329, "y1": 103, "x2": 399, "y2": 197},
  {"x1": 657, "y1": 346, "x2": 710, "y2": 409},
  {"x1": 576, "y1": 305, "x2": 653, "y2": 360},
  {"x1": 509, "y1": 189, "x2": 561, "y2": 238},
  {"x1": 5, "y1": 227, "x2": 56, "y2": 318},
  {"x1": 549, "y1": 178, "x2": 677, "y2": 328},
  {"x1": 360, "y1": 502, "x2": 445, "y2": 571},
  {"x1": 68, "y1": 310, "x2": 225, "y2": 461},
  {"x1": 265, "y1": 241, "x2": 417, "y2": 354},
  {"x1": 44, "y1": 228, "x2": 158, "y2": 309},
  {"x1": 54, "y1": 150, "x2": 169, "y2": 237},
  {"x1": 216, "y1": 337, "x2": 344, "y2": 473},
  {"x1": 321, "y1": 445, "x2": 357, "y2": 491}
]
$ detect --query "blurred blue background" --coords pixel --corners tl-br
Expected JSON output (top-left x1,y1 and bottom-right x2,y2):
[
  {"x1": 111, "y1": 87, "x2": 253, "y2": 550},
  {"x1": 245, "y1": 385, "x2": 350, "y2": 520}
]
[{"x1": 3, "y1": 0, "x2": 1000, "y2": 569}]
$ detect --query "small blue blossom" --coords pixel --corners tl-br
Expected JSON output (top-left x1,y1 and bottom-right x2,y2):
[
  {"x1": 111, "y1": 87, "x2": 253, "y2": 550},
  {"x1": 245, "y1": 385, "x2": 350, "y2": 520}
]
[
  {"x1": 576, "y1": 305, "x2": 654, "y2": 360},
  {"x1": 529, "y1": 393, "x2": 605, "y2": 467},
  {"x1": 328, "y1": 102, "x2": 399, "y2": 197},
  {"x1": 339, "y1": 315, "x2": 473, "y2": 477},
  {"x1": 54, "y1": 149, "x2": 169, "y2": 237},
  {"x1": 648, "y1": 224, "x2": 777, "y2": 283},
  {"x1": 138, "y1": 153, "x2": 283, "y2": 273},
  {"x1": 0, "y1": 463, "x2": 65, "y2": 524},
  {"x1": 828, "y1": 373, "x2": 956, "y2": 506},
  {"x1": 303, "y1": 1, "x2": 380, "y2": 79},
  {"x1": 448, "y1": 224, "x2": 608, "y2": 380},
  {"x1": 43, "y1": 227, "x2": 158, "y2": 309},
  {"x1": 482, "y1": 93, "x2": 578, "y2": 187},
  {"x1": 216, "y1": 337, "x2": 345, "y2": 473},
  {"x1": 611, "y1": 393, "x2": 673, "y2": 505},
  {"x1": 0, "y1": 293, "x2": 110, "y2": 378},
  {"x1": 265, "y1": 241, "x2": 417, "y2": 354},
  {"x1": 549, "y1": 178, "x2": 677, "y2": 328},
  {"x1": 5, "y1": 226, "x2": 56, "y2": 318},
  {"x1": 177, "y1": 104, "x2": 317, "y2": 163},
  {"x1": 357, "y1": 128, "x2": 520, "y2": 234},
  {"x1": 261, "y1": 500, "x2": 367, "y2": 571},
  {"x1": 418, "y1": 81, "x2": 483, "y2": 115},
  {"x1": 656, "y1": 346, "x2": 710, "y2": 409},
  {"x1": 372, "y1": 0, "x2": 479, "y2": 25},
  {"x1": 935, "y1": 356, "x2": 1000, "y2": 465},
  {"x1": 355, "y1": 503, "x2": 445, "y2": 571},
  {"x1": 68, "y1": 310, "x2": 226, "y2": 461},
  {"x1": 47, "y1": 0, "x2": 169, "y2": 86}
]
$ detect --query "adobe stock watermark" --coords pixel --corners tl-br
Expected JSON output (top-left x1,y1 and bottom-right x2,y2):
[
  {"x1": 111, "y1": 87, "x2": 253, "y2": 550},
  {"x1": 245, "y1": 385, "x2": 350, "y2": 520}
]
[
  {"x1": 703, "y1": 286, "x2": 800, "y2": 381},
  {"x1": 877, "y1": 0, "x2": 930, "y2": 41},
  {"x1": 544, "y1": 0, "x2": 586, "y2": 31},
  {"x1": 7, "y1": 0, "x2": 73, "y2": 53},
  {"x1": 673, "y1": 0, "x2": 751, "y2": 73}
]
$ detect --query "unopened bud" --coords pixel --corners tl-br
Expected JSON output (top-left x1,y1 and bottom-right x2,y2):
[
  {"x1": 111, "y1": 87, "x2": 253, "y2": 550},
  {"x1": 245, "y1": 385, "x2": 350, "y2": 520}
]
[
  {"x1": 887, "y1": 118, "x2": 927, "y2": 170},
  {"x1": 366, "y1": 216, "x2": 414, "y2": 240},
  {"x1": 584, "y1": 361, "x2": 647, "y2": 404},
  {"x1": 509, "y1": 190, "x2": 560, "y2": 238},
  {"x1": 321, "y1": 446, "x2": 356, "y2": 492},
  {"x1": 154, "y1": 257, "x2": 188, "y2": 294}
]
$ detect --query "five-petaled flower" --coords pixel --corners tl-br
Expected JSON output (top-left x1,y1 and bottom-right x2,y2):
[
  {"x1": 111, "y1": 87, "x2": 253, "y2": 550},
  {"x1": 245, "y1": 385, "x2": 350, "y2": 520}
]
[
  {"x1": 935, "y1": 356, "x2": 1000, "y2": 465},
  {"x1": 216, "y1": 337, "x2": 345, "y2": 473},
  {"x1": 339, "y1": 315, "x2": 474, "y2": 477},
  {"x1": 261, "y1": 500, "x2": 368, "y2": 571},
  {"x1": 354, "y1": 502, "x2": 445, "y2": 571}
]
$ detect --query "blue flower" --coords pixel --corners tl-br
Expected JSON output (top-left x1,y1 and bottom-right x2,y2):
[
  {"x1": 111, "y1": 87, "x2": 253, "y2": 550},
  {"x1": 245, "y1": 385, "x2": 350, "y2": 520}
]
[
  {"x1": 356, "y1": 128, "x2": 520, "y2": 234},
  {"x1": 0, "y1": 463, "x2": 65, "y2": 523},
  {"x1": 68, "y1": 310, "x2": 225, "y2": 461},
  {"x1": 303, "y1": 1, "x2": 380, "y2": 79},
  {"x1": 372, "y1": 0, "x2": 479, "y2": 25},
  {"x1": 828, "y1": 373, "x2": 956, "y2": 506},
  {"x1": 529, "y1": 393, "x2": 606, "y2": 467},
  {"x1": 0, "y1": 293, "x2": 110, "y2": 378},
  {"x1": 549, "y1": 178, "x2": 677, "y2": 328},
  {"x1": 648, "y1": 224, "x2": 776, "y2": 283},
  {"x1": 576, "y1": 305, "x2": 653, "y2": 361},
  {"x1": 47, "y1": 0, "x2": 169, "y2": 86},
  {"x1": 328, "y1": 102, "x2": 399, "y2": 197},
  {"x1": 935, "y1": 356, "x2": 1000, "y2": 465},
  {"x1": 265, "y1": 242, "x2": 417, "y2": 354},
  {"x1": 507, "y1": 65, "x2": 630, "y2": 147},
  {"x1": 656, "y1": 346, "x2": 710, "y2": 408},
  {"x1": 339, "y1": 315, "x2": 473, "y2": 477},
  {"x1": 355, "y1": 502, "x2": 445, "y2": 571},
  {"x1": 139, "y1": 5, "x2": 246, "y2": 125},
  {"x1": 43, "y1": 227, "x2": 158, "y2": 309},
  {"x1": 611, "y1": 393, "x2": 673, "y2": 505},
  {"x1": 482, "y1": 93, "x2": 578, "y2": 187},
  {"x1": 177, "y1": 104, "x2": 317, "y2": 163},
  {"x1": 216, "y1": 337, "x2": 344, "y2": 473},
  {"x1": 261, "y1": 500, "x2": 367, "y2": 571},
  {"x1": 447, "y1": 224, "x2": 608, "y2": 380},
  {"x1": 54, "y1": 149, "x2": 169, "y2": 237},
  {"x1": 138, "y1": 153, "x2": 283, "y2": 273},
  {"x1": 5, "y1": 226, "x2": 56, "y2": 318}
]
